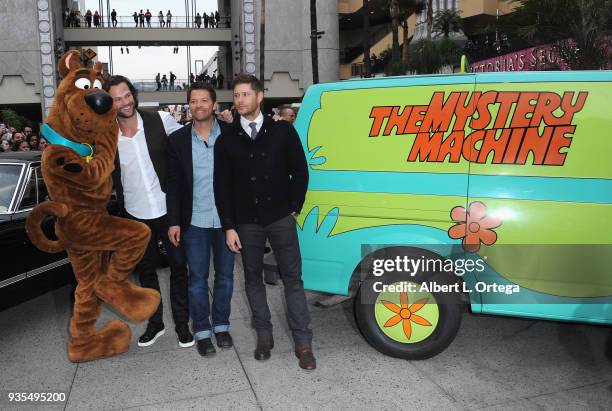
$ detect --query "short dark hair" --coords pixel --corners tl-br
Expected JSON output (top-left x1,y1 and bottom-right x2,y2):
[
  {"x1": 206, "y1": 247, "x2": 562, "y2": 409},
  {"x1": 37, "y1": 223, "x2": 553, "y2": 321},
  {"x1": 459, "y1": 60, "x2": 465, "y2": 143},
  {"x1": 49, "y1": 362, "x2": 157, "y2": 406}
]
[
  {"x1": 103, "y1": 75, "x2": 139, "y2": 108},
  {"x1": 187, "y1": 82, "x2": 217, "y2": 103},
  {"x1": 232, "y1": 74, "x2": 263, "y2": 93}
]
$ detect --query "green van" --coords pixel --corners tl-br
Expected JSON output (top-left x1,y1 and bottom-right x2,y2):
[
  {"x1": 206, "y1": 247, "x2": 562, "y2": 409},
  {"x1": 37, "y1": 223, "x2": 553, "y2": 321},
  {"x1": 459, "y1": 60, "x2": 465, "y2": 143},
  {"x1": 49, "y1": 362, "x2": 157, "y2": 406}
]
[{"x1": 287, "y1": 70, "x2": 612, "y2": 359}]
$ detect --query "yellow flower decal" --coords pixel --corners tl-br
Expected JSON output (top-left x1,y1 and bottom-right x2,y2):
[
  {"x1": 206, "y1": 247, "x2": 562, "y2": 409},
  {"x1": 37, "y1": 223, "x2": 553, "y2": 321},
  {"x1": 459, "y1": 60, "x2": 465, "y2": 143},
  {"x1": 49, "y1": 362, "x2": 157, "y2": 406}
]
[{"x1": 381, "y1": 292, "x2": 432, "y2": 340}]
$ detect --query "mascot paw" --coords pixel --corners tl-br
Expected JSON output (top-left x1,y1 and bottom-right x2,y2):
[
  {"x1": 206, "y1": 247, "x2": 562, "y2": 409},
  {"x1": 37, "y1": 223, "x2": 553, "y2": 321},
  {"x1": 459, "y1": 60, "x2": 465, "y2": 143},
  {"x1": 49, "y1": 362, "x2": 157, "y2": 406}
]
[
  {"x1": 94, "y1": 278, "x2": 161, "y2": 323},
  {"x1": 67, "y1": 319, "x2": 131, "y2": 362}
]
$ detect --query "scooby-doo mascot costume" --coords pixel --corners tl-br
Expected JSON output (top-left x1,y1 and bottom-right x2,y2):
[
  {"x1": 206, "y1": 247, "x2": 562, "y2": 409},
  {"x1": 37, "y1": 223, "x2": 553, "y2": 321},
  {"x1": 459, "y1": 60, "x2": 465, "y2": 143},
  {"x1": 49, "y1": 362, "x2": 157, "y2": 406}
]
[{"x1": 26, "y1": 50, "x2": 160, "y2": 362}]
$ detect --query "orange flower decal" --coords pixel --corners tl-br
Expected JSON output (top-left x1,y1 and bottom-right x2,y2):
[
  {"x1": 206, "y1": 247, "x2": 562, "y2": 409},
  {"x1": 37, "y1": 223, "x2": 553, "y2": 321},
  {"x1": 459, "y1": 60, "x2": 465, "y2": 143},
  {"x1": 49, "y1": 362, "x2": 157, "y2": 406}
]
[
  {"x1": 448, "y1": 201, "x2": 502, "y2": 253},
  {"x1": 381, "y1": 292, "x2": 431, "y2": 340}
]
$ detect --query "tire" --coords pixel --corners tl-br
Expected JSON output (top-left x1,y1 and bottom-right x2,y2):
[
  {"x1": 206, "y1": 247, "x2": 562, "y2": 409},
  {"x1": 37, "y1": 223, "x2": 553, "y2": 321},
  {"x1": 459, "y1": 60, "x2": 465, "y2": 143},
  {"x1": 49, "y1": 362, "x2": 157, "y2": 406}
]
[{"x1": 354, "y1": 250, "x2": 463, "y2": 360}]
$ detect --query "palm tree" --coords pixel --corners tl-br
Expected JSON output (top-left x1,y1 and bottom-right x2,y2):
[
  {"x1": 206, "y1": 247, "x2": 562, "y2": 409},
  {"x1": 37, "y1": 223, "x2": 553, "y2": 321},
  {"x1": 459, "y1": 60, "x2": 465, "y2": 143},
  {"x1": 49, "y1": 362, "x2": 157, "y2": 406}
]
[
  {"x1": 426, "y1": 0, "x2": 433, "y2": 40},
  {"x1": 508, "y1": 0, "x2": 612, "y2": 69},
  {"x1": 389, "y1": 0, "x2": 426, "y2": 66},
  {"x1": 400, "y1": 0, "x2": 425, "y2": 62},
  {"x1": 433, "y1": 8, "x2": 463, "y2": 38},
  {"x1": 389, "y1": 0, "x2": 401, "y2": 63}
]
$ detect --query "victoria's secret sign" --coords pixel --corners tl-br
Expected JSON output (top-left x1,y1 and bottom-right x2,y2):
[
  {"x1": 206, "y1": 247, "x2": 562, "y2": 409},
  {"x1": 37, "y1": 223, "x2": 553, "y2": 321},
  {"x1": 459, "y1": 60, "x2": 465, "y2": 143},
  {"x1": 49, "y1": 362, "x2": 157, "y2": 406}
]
[{"x1": 471, "y1": 45, "x2": 567, "y2": 72}]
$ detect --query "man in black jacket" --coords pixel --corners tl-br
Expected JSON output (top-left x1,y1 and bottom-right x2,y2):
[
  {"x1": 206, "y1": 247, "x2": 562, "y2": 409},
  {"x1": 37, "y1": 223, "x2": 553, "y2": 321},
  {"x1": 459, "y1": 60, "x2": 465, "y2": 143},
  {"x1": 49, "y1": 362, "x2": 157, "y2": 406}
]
[
  {"x1": 104, "y1": 75, "x2": 193, "y2": 349},
  {"x1": 214, "y1": 74, "x2": 315, "y2": 370},
  {"x1": 166, "y1": 83, "x2": 235, "y2": 357}
]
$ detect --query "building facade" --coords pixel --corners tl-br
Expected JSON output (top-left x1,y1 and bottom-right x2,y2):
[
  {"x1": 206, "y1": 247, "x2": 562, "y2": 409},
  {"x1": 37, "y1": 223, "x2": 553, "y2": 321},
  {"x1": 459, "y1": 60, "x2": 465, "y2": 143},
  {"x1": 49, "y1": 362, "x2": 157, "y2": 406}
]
[
  {"x1": 229, "y1": 0, "x2": 340, "y2": 99},
  {"x1": 0, "y1": 0, "x2": 65, "y2": 119}
]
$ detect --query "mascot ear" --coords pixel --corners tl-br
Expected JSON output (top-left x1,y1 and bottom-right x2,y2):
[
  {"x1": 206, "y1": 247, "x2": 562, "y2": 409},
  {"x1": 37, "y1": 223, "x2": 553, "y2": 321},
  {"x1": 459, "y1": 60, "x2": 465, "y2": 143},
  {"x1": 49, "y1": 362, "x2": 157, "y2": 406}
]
[{"x1": 58, "y1": 50, "x2": 83, "y2": 78}]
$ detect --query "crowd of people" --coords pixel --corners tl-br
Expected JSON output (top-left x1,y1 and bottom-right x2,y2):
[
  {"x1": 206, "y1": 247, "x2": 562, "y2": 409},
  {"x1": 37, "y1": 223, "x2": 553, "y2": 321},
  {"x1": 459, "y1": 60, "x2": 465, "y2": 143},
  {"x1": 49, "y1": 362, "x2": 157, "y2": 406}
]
[
  {"x1": 64, "y1": 8, "x2": 224, "y2": 28},
  {"x1": 191, "y1": 71, "x2": 225, "y2": 89},
  {"x1": 193, "y1": 11, "x2": 222, "y2": 28},
  {"x1": 155, "y1": 72, "x2": 178, "y2": 91},
  {"x1": 0, "y1": 123, "x2": 47, "y2": 153},
  {"x1": 152, "y1": 71, "x2": 227, "y2": 92},
  {"x1": 64, "y1": 8, "x2": 85, "y2": 27}
]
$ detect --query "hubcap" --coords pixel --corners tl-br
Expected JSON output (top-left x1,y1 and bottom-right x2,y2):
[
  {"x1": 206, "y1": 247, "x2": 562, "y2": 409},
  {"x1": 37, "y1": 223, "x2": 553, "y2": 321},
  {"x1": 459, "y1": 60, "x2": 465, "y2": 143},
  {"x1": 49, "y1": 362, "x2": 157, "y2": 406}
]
[{"x1": 374, "y1": 281, "x2": 439, "y2": 344}]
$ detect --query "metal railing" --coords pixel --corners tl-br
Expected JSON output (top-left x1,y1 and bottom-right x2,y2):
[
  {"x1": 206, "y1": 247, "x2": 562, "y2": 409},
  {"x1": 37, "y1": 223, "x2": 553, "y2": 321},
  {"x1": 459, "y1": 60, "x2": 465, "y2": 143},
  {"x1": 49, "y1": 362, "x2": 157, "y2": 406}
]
[
  {"x1": 64, "y1": 15, "x2": 230, "y2": 29},
  {"x1": 129, "y1": 79, "x2": 229, "y2": 93}
]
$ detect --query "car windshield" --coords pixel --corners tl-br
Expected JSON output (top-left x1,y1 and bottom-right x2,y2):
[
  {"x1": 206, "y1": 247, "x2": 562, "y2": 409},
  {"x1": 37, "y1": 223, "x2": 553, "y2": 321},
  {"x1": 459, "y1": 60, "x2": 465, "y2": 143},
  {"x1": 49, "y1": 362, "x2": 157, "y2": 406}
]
[{"x1": 0, "y1": 164, "x2": 22, "y2": 212}]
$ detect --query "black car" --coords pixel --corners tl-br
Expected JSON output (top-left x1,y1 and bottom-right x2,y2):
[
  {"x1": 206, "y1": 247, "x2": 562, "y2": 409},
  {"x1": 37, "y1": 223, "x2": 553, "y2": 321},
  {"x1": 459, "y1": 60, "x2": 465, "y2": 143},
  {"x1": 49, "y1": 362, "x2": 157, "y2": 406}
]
[
  {"x1": 0, "y1": 151, "x2": 162, "y2": 304},
  {"x1": 0, "y1": 152, "x2": 124, "y2": 292},
  {"x1": 0, "y1": 151, "x2": 72, "y2": 291}
]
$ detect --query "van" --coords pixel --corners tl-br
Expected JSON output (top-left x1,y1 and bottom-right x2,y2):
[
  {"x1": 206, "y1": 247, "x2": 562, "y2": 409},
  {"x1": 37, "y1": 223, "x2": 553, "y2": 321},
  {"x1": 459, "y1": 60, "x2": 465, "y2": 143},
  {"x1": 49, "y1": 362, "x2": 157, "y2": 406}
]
[{"x1": 288, "y1": 70, "x2": 612, "y2": 359}]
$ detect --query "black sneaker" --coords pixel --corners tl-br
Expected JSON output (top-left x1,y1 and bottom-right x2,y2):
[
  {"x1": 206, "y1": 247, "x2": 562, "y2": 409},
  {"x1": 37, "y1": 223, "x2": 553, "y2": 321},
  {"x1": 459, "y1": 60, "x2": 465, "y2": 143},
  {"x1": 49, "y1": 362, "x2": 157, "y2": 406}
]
[
  {"x1": 215, "y1": 331, "x2": 234, "y2": 349},
  {"x1": 196, "y1": 338, "x2": 216, "y2": 357},
  {"x1": 176, "y1": 324, "x2": 195, "y2": 348},
  {"x1": 138, "y1": 323, "x2": 165, "y2": 347}
]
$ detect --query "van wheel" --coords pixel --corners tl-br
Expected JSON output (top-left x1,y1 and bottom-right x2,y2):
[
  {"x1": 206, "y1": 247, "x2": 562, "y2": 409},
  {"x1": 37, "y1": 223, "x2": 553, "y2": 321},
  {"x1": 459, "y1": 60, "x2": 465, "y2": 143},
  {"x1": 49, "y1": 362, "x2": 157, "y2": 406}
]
[{"x1": 354, "y1": 272, "x2": 462, "y2": 360}]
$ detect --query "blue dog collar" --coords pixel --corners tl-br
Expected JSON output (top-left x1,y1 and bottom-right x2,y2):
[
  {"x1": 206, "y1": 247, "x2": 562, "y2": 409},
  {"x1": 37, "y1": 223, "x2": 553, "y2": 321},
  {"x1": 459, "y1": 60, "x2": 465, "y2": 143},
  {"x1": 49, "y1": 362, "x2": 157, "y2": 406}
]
[{"x1": 41, "y1": 123, "x2": 95, "y2": 160}]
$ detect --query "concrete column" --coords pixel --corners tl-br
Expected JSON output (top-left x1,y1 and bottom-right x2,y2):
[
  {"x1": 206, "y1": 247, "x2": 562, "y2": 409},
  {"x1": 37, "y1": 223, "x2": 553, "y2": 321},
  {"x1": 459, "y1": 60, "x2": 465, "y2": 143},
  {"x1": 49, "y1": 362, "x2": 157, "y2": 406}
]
[
  {"x1": 0, "y1": 0, "x2": 47, "y2": 109},
  {"x1": 229, "y1": 0, "x2": 338, "y2": 97},
  {"x1": 230, "y1": 0, "x2": 256, "y2": 77},
  {"x1": 240, "y1": 0, "x2": 258, "y2": 76}
]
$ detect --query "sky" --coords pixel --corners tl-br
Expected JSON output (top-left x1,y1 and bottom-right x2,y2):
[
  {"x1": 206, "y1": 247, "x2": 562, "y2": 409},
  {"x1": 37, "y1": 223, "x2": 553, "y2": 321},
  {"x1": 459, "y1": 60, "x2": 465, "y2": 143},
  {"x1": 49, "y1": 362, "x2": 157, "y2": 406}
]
[{"x1": 81, "y1": 0, "x2": 220, "y2": 79}]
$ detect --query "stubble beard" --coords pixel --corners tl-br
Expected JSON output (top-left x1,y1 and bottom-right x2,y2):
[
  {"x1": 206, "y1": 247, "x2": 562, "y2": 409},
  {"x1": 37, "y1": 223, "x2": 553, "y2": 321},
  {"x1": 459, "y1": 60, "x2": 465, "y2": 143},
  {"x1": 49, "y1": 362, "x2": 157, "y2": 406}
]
[
  {"x1": 117, "y1": 104, "x2": 135, "y2": 119},
  {"x1": 239, "y1": 103, "x2": 259, "y2": 119},
  {"x1": 192, "y1": 110, "x2": 213, "y2": 123}
]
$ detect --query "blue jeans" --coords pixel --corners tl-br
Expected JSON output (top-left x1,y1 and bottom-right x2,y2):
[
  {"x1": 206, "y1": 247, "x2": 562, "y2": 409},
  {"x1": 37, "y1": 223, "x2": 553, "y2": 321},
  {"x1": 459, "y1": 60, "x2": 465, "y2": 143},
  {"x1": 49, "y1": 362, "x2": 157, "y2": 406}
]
[{"x1": 183, "y1": 225, "x2": 235, "y2": 340}]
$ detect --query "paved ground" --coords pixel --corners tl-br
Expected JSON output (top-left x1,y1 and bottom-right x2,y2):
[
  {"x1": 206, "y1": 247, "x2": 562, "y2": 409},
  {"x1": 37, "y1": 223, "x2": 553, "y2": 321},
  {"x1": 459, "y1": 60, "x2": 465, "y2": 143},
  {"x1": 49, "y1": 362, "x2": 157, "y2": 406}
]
[{"x1": 1, "y1": 259, "x2": 611, "y2": 410}]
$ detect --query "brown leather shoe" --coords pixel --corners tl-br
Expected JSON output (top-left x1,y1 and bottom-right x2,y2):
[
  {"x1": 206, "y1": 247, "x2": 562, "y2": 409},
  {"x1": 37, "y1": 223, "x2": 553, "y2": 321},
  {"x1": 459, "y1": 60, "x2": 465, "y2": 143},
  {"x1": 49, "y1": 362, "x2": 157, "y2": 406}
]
[
  {"x1": 254, "y1": 335, "x2": 274, "y2": 361},
  {"x1": 295, "y1": 344, "x2": 316, "y2": 370}
]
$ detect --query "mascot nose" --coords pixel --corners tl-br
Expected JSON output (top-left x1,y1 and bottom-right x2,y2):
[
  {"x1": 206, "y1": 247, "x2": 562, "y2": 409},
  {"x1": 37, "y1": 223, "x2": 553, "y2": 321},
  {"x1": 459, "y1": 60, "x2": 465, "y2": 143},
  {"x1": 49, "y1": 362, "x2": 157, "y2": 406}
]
[{"x1": 85, "y1": 91, "x2": 114, "y2": 115}]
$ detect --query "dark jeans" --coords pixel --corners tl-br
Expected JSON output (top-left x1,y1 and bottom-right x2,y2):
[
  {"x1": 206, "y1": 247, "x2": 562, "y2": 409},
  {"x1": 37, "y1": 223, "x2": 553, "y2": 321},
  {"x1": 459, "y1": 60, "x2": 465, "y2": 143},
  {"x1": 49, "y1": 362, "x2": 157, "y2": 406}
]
[
  {"x1": 127, "y1": 212, "x2": 189, "y2": 327},
  {"x1": 182, "y1": 225, "x2": 235, "y2": 340},
  {"x1": 237, "y1": 214, "x2": 312, "y2": 345}
]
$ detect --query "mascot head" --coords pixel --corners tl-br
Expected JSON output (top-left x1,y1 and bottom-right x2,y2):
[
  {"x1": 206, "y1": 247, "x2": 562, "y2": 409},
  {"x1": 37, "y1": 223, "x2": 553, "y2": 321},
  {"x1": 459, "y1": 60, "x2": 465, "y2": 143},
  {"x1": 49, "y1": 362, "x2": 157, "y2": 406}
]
[{"x1": 46, "y1": 50, "x2": 117, "y2": 146}]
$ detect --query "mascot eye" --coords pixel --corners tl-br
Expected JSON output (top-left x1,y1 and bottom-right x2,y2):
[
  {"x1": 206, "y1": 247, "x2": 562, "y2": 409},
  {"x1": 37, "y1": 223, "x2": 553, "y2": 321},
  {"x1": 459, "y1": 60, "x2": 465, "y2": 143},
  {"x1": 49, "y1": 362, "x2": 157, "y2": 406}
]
[
  {"x1": 93, "y1": 79, "x2": 103, "y2": 89},
  {"x1": 74, "y1": 78, "x2": 92, "y2": 90}
]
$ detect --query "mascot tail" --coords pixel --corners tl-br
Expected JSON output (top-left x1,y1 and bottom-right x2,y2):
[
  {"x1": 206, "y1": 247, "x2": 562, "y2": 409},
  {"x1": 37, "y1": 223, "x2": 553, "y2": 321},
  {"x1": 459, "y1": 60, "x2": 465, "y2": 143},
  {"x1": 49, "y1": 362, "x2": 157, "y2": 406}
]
[{"x1": 26, "y1": 201, "x2": 69, "y2": 253}]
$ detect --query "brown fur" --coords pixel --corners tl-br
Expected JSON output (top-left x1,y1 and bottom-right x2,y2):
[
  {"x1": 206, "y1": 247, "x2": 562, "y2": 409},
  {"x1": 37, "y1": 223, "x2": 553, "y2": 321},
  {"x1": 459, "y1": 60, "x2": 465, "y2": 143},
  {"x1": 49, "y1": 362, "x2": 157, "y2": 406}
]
[{"x1": 26, "y1": 50, "x2": 160, "y2": 362}]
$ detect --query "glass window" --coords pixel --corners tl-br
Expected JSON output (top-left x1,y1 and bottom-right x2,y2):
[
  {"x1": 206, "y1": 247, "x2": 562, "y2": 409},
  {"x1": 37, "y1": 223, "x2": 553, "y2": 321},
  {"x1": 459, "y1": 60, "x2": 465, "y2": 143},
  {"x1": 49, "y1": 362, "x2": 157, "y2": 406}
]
[
  {"x1": 0, "y1": 164, "x2": 22, "y2": 212},
  {"x1": 19, "y1": 169, "x2": 36, "y2": 210}
]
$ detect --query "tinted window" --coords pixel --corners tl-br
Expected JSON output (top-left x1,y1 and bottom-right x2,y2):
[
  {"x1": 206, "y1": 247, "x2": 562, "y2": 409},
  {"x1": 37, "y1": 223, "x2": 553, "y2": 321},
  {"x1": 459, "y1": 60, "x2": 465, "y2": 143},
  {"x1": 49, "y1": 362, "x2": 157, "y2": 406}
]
[{"x1": 0, "y1": 164, "x2": 22, "y2": 212}]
